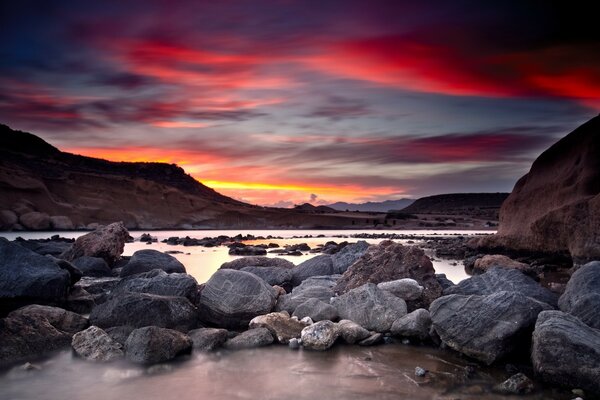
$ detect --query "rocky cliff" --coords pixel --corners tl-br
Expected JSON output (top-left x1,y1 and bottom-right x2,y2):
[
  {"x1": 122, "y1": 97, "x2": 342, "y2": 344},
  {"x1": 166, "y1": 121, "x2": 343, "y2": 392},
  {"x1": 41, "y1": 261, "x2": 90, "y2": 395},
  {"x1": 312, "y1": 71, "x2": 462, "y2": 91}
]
[
  {"x1": 0, "y1": 124, "x2": 365, "y2": 230},
  {"x1": 479, "y1": 115, "x2": 600, "y2": 262}
]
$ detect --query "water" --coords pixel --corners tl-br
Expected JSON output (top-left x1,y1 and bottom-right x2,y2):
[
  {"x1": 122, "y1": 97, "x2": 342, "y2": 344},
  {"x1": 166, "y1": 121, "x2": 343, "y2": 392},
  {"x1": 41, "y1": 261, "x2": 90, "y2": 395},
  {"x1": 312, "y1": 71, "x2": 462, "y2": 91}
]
[{"x1": 3, "y1": 229, "x2": 569, "y2": 399}]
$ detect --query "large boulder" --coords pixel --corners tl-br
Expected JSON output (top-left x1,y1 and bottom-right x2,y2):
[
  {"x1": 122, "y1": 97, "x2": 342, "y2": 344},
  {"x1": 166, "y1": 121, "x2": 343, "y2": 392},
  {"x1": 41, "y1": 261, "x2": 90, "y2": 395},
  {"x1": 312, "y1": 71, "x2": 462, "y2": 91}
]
[
  {"x1": 197, "y1": 269, "x2": 277, "y2": 329},
  {"x1": 334, "y1": 241, "x2": 442, "y2": 307},
  {"x1": 478, "y1": 116, "x2": 600, "y2": 263},
  {"x1": 125, "y1": 326, "x2": 192, "y2": 364},
  {"x1": 71, "y1": 326, "x2": 124, "y2": 362},
  {"x1": 330, "y1": 283, "x2": 407, "y2": 332},
  {"x1": 240, "y1": 266, "x2": 293, "y2": 287},
  {"x1": 444, "y1": 267, "x2": 558, "y2": 307},
  {"x1": 89, "y1": 292, "x2": 198, "y2": 332},
  {"x1": 558, "y1": 261, "x2": 600, "y2": 329},
  {"x1": 291, "y1": 255, "x2": 335, "y2": 286},
  {"x1": 390, "y1": 308, "x2": 432, "y2": 341},
  {"x1": 72, "y1": 256, "x2": 112, "y2": 277},
  {"x1": 430, "y1": 291, "x2": 552, "y2": 364},
  {"x1": 331, "y1": 241, "x2": 370, "y2": 273},
  {"x1": 377, "y1": 278, "x2": 423, "y2": 301},
  {"x1": 249, "y1": 312, "x2": 309, "y2": 344},
  {"x1": 112, "y1": 270, "x2": 198, "y2": 302},
  {"x1": 532, "y1": 310, "x2": 600, "y2": 394},
  {"x1": 61, "y1": 222, "x2": 129, "y2": 266},
  {"x1": 219, "y1": 256, "x2": 294, "y2": 270},
  {"x1": 0, "y1": 209, "x2": 18, "y2": 230},
  {"x1": 19, "y1": 211, "x2": 50, "y2": 230},
  {"x1": 8, "y1": 305, "x2": 88, "y2": 335},
  {"x1": 14, "y1": 238, "x2": 73, "y2": 257},
  {"x1": 119, "y1": 249, "x2": 185, "y2": 277},
  {"x1": 223, "y1": 328, "x2": 274, "y2": 350},
  {"x1": 188, "y1": 328, "x2": 229, "y2": 351},
  {"x1": 275, "y1": 275, "x2": 338, "y2": 314},
  {"x1": 49, "y1": 216, "x2": 74, "y2": 230},
  {"x1": 292, "y1": 298, "x2": 338, "y2": 322},
  {"x1": 300, "y1": 320, "x2": 339, "y2": 350},
  {"x1": 0, "y1": 238, "x2": 71, "y2": 311}
]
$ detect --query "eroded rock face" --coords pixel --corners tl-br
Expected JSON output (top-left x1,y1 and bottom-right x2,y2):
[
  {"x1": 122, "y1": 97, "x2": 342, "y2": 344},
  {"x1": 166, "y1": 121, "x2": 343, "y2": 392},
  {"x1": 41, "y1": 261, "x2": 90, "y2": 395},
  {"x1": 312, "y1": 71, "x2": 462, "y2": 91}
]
[
  {"x1": 197, "y1": 269, "x2": 277, "y2": 329},
  {"x1": 61, "y1": 222, "x2": 129, "y2": 266},
  {"x1": 532, "y1": 310, "x2": 600, "y2": 394},
  {"x1": 478, "y1": 116, "x2": 600, "y2": 262},
  {"x1": 71, "y1": 326, "x2": 124, "y2": 362},
  {"x1": 120, "y1": 249, "x2": 186, "y2": 277},
  {"x1": 334, "y1": 241, "x2": 442, "y2": 307},
  {"x1": 430, "y1": 291, "x2": 552, "y2": 365},
  {"x1": 301, "y1": 320, "x2": 339, "y2": 350},
  {"x1": 558, "y1": 261, "x2": 600, "y2": 329},
  {"x1": 249, "y1": 312, "x2": 308, "y2": 344},
  {"x1": 125, "y1": 326, "x2": 192, "y2": 364}
]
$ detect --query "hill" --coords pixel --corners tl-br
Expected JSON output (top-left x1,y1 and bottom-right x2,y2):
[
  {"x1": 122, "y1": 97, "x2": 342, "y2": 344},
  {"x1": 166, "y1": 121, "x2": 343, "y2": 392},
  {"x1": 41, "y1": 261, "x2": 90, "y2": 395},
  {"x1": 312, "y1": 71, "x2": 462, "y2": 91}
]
[
  {"x1": 400, "y1": 193, "x2": 509, "y2": 219},
  {"x1": 327, "y1": 199, "x2": 414, "y2": 212}
]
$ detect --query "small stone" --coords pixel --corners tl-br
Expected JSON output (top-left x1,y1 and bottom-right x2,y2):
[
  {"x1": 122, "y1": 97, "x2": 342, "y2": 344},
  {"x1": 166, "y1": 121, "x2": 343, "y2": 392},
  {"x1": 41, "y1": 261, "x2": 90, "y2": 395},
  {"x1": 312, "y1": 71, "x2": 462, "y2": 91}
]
[
  {"x1": 21, "y1": 362, "x2": 41, "y2": 371},
  {"x1": 358, "y1": 332, "x2": 384, "y2": 346},
  {"x1": 415, "y1": 366, "x2": 427, "y2": 377},
  {"x1": 288, "y1": 338, "x2": 300, "y2": 350},
  {"x1": 301, "y1": 316, "x2": 313, "y2": 325},
  {"x1": 493, "y1": 373, "x2": 535, "y2": 394},
  {"x1": 571, "y1": 389, "x2": 585, "y2": 397}
]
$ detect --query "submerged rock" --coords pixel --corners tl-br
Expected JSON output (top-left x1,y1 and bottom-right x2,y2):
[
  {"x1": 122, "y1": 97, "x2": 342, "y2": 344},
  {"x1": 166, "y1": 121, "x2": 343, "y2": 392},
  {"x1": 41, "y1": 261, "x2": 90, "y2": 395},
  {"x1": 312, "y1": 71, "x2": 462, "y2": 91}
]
[
  {"x1": 71, "y1": 326, "x2": 124, "y2": 362},
  {"x1": 224, "y1": 328, "x2": 274, "y2": 350},
  {"x1": 301, "y1": 320, "x2": 339, "y2": 351},
  {"x1": 119, "y1": 249, "x2": 186, "y2": 277},
  {"x1": 558, "y1": 261, "x2": 600, "y2": 329},
  {"x1": 188, "y1": 328, "x2": 229, "y2": 351},
  {"x1": 249, "y1": 312, "x2": 308, "y2": 344},
  {"x1": 125, "y1": 326, "x2": 192, "y2": 364},
  {"x1": 61, "y1": 222, "x2": 129, "y2": 266}
]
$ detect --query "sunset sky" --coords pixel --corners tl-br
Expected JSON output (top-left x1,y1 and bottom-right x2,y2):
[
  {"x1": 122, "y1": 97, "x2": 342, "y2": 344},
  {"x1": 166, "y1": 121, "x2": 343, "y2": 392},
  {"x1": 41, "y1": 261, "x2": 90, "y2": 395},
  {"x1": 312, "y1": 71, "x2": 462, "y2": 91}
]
[{"x1": 1, "y1": 1, "x2": 599, "y2": 206}]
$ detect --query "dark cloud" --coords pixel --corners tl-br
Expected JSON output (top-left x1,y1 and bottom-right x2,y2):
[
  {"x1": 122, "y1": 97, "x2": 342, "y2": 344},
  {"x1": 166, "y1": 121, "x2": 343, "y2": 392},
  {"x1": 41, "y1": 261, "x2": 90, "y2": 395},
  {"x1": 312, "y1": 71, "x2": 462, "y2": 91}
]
[{"x1": 306, "y1": 96, "x2": 371, "y2": 120}]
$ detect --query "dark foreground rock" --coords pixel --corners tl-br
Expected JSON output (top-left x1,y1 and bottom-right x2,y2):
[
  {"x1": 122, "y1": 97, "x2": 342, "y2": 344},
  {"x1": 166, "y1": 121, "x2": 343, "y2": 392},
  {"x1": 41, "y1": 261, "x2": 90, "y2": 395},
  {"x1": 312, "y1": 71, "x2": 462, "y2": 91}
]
[
  {"x1": 330, "y1": 283, "x2": 407, "y2": 332},
  {"x1": 224, "y1": 327, "x2": 274, "y2": 350},
  {"x1": 220, "y1": 257, "x2": 294, "y2": 270},
  {"x1": 493, "y1": 373, "x2": 535, "y2": 395},
  {"x1": 331, "y1": 241, "x2": 370, "y2": 274},
  {"x1": 188, "y1": 328, "x2": 229, "y2": 351},
  {"x1": 120, "y1": 249, "x2": 186, "y2": 277},
  {"x1": 71, "y1": 325, "x2": 124, "y2": 362},
  {"x1": 275, "y1": 275, "x2": 339, "y2": 314},
  {"x1": 444, "y1": 267, "x2": 558, "y2": 307},
  {"x1": 291, "y1": 255, "x2": 335, "y2": 286},
  {"x1": 198, "y1": 269, "x2": 277, "y2": 329},
  {"x1": 240, "y1": 266, "x2": 293, "y2": 287},
  {"x1": 301, "y1": 320, "x2": 339, "y2": 350},
  {"x1": 112, "y1": 270, "x2": 198, "y2": 303},
  {"x1": 558, "y1": 261, "x2": 600, "y2": 329},
  {"x1": 430, "y1": 291, "x2": 552, "y2": 365},
  {"x1": 61, "y1": 222, "x2": 129, "y2": 266},
  {"x1": 90, "y1": 292, "x2": 198, "y2": 331},
  {"x1": 390, "y1": 308, "x2": 431, "y2": 341},
  {"x1": 8, "y1": 305, "x2": 88, "y2": 335},
  {"x1": 72, "y1": 256, "x2": 112, "y2": 277},
  {"x1": 334, "y1": 241, "x2": 442, "y2": 308},
  {"x1": 125, "y1": 326, "x2": 192, "y2": 364},
  {"x1": 532, "y1": 310, "x2": 600, "y2": 394}
]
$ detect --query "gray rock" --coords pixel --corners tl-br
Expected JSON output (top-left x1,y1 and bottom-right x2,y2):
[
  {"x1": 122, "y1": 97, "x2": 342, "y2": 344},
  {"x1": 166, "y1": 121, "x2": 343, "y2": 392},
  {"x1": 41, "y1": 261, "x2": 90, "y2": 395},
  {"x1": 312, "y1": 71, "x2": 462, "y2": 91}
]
[
  {"x1": 224, "y1": 328, "x2": 274, "y2": 350},
  {"x1": 301, "y1": 320, "x2": 339, "y2": 350},
  {"x1": 558, "y1": 261, "x2": 600, "y2": 329},
  {"x1": 391, "y1": 308, "x2": 431, "y2": 341},
  {"x1": 72, "y1": 256, "x2": 112, "y2": 277},
  {"x1": 493, "y1": 372, "x2": 535, "y2": 394},
  {"x1": 337, "y1": 319, "x2": 370, "y2": 344},
  {"x1": 275, "y1": 276, "x2": 337, "y2": 314},
  {"x1": 198, "y1": 269, "x2": 277, "y2": 329},
  {"x1": 104, "y1": 326, "x2": 135, "y2": 346},
  {"x1": 330, "y1": 283, "x2": 407, "y2": 332},
  {"x1": 220, "y1": 257, "x2": 294, "y2": 270},
  {"x1": 19, "y1": 212, "x2": 50, "y2": 230},
  {"x1": 430, "y1": 291, "x2": 552, "y2": 365},
  {"x1": 240, "y1": 266, "x2": 293, "y2": 287},
  {"x1": 60, "y1": 222, "x2": 129, "y2": 266},
  {"x1": 288, "y1": 338, "x2": 300, "y2": 349},
  {"x1": 435, "y1": 274, "x2": 455, "y2": 290},
  {"x1": 8, "y1": 305, "x2": 88, "y2": 335},
  {"x1": 120, "y1": 249, "x2": 186, "y2": 277},
  {"x1": 331, "y1": 240, "x2": 370, "y2": 274},
  {"x1": 112, "y1": 270, "x2": 198, "y2": 302},
  {"x1": 0, "y1": 239, "x2": 71, "y2": 307},
  {"x1": 188, "y1": 328, "x2": 229, "y2": 351},
  {"x1": 377, "y1": 278, "x2": 423, "y2": 301},
  {"x1": 71, "y1": 326, "x2": 124, "y2": 362},
  {"x1": 228, "y1": 246, "x2": 267, "y2": 256},
  {"x1": 49, "y1": 216, "x2": 74, "y2": 230},
  {"x1": 532, "y1": 310, "x2": 600, "y2": 394},
  {"x1": 292, "y1": 255, "x2": 335, "y2": 286},
  {"x1": 415, "y1": 366, "x2": 427, "y2": 377},
  {"x1": 90, "y1": 292, "x2": 198, "y2": 332},
  {"x1": 125, "y1": 326, "x2": 192, "y2": 364},
  {"x1": 358, "y1": 332, "x2": 384, "y2": 346},
  {"x1": 249, "y1": 312, "x2": 308, "y2": 344},
  {"x1": 74, "y1": 276, "x2": 121, "y2": 295},
  {"x1": 292, "y1": 298, "x2": 338, "y2": 322},
  {"x1": 444, "y1": 267, "x2": 558, "y2": 307},
  {"x1": 0, "y1": 209, "x2": 18, "y2": 229}
]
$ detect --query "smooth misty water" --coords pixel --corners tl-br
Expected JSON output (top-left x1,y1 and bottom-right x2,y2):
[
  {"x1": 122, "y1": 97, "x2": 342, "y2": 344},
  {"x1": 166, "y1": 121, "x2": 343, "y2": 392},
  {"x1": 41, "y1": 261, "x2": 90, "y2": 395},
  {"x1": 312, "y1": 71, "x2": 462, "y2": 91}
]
[{"x1": 2, "y1": 229, "x2": 570, "y2": 399}]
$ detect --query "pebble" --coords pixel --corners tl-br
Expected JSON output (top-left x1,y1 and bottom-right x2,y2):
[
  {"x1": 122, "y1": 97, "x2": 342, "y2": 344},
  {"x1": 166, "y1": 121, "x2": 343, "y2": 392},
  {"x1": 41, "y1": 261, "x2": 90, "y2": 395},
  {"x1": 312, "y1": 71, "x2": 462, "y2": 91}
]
[
  {"x1": 288, "y1": 338, "x2": 300, "y2": 350},
  {"x1": 415, "y1": 366, "x2": 427, "y2": 377}
]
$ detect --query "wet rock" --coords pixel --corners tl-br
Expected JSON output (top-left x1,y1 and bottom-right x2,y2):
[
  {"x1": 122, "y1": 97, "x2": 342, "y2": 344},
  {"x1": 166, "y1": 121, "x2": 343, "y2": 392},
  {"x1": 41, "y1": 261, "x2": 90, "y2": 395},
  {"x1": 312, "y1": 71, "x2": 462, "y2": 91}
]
[
  {"x1": 435, "y1": 274, "x2": 455, "y2": 291},
  {"x1": 377, "y1": 278, "x2": 423, "y2": 301},
  {"x1": 330, "y1": 283, "x2": 407, "y2": 332},
  {"x1": 337, "y1": 319, "x2": 370, "y2": 344},
  {"x1": 112, "y1": 270, "x2": 198, "y2": 303},
  {"x1": 358, "y1": 332, "x2": 384, "y2": 346},
  {"x1": 532, "y1": 310, "x2": 600, "y2": 394},
  {"x1": 19, "y1": 212, "x2": 50, "y2": 230},
  {"x1": 8, "y1": 305, "x2": 88, "y2": 335},
  {"x1": 72, "y1": 256, "x2": 112, "y2": 277},
  {"x1": 288, "y1": 338, "x2": 300, "y2": 349},
  {"x1": 228, "y1": 245, "x2": 267, "y2": 256},
  {"x1": 198, "y1": 269, "x2": 277, "y2": 329},
  {"x1": 331, "y1": 241, "x2": 370, "y2": 274},
  {"x1": 61, "y1": 222, "x2": 129, "y2": 266},
  {"x1": 493, "y1": 372, "x2": 535, "y2": 394},
  {"x1": 188, "y1": 328, "x2": 229, "y2": 351},
  {"x1": 65, "y1": 287, "x2": 96, "y2": 314},
  {"x1": 301, "y1": 320, "x2": 339, "y2": 350},
  {"x1": 220, "y1": 256, "x2": 294, "y2": 270},
  {"x1": 104, "y1": 326, "x2": 135, "y2": 346},
  {"x1": 249, "y1": 311, "x2": 308, "y2": 344},
  {"x1": 430, "y1": 291, "x2": 552, "y2": 365},
  {"x1": 291, "y1": 255, "x2": 335, "y2": 286},
  {"x1": 125, "y1": 326, "x2": 192, "y2": 364},
  {"x1": 391, "y1": 308, "x2": 431, "y2": 341},
  {"x1": 90, "y1": 292, "x2": 198, "y2": 332},
  {"x1": 292, "y1": 298, "x2": 338, "y2": 322},
  {"x1": 224, "y1": 327, "x2": 274, "y2": 350},
  {"x1": 240, "y1": 266, "x2": 293, "y2": 287},
  {"x1": 119, "y1": 249, "x2": 185, "y2": 277},
  {"x1": 334, "y1": 241, "x2": 442, "y2": 308},
  {"x1": 558, "y1": 261, "x2": 600, "y2": 329},
  {"x1": 71, "y1": 326, "x2": 124, "y2": 362},
  {"x1": 275, "y1": 276, "x2": 337, "y2": 313},
  {"x1": 16, "y1": 237, "x2": 73, "y2": 256},
  {"x1": 473, "y1": 255, "x2": 529, "y2": 274},
  {"x1": 444, "y1": 267, "x2": 558, "y2": 307},
  {"x1": 49, "y1": 216, "x2": 74, "y2": 230}
]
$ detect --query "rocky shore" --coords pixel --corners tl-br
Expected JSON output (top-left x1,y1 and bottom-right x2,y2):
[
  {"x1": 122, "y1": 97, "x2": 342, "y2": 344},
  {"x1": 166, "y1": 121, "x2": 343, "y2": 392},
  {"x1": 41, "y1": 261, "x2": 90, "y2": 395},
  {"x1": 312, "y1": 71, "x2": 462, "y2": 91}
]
[{"x1": 1, "y1": 222, "x2": 599, "y2": 398}]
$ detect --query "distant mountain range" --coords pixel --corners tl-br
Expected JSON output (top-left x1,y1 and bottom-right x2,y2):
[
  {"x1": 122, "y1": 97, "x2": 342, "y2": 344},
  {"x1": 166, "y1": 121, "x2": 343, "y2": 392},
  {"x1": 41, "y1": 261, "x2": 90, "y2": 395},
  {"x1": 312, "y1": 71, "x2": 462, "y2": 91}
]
[
  {"x1": 327, "y1": 199, "x2": 414, "y2": 213},
  {"x1": 400, "y1": 192, "x2": 509, "y2": 219}
]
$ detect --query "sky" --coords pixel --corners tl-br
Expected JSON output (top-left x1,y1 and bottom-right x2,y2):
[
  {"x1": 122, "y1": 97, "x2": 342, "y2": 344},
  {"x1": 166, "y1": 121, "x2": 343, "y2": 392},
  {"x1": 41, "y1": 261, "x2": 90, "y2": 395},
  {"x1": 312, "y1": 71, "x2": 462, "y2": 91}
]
[{"x1": 1, "y1": 1, "x2": 599, "y2": 207}]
